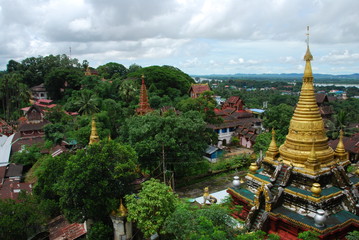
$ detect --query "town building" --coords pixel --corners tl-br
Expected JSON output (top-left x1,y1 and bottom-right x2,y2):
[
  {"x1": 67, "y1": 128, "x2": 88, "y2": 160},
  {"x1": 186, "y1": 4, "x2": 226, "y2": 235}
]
[
  {"x1": 315, "y1": 93, "x2": 334, "y2": 119},
  {"x1": 31, "y1": 83, "x2": 48, "y2": 100},
  {"x1": 228, "y1": 41, "x2": 359, "y2": 239},
  {"x1": 12, "y1": 105, "x2": 50, "y2": 153},
  {"x1": 209, "y1": 96, "x2": 262, "y2": 148},
  {"x1": 189, "y1": 83, "x2": 211, "y2": 98}
]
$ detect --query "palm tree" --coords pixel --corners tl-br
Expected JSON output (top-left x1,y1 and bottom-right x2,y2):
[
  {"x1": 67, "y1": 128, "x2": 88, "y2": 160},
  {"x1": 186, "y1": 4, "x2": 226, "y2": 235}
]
[{"x1": 75, "y1": 90, "x2": 99, "y2": 116}]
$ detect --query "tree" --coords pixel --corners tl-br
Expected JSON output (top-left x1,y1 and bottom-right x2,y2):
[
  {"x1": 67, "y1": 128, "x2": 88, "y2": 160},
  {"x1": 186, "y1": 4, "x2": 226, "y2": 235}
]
[
  {"x1": 126, "y1": 65, "x2": 194, "y2": 99},
  {"x1": 128, "y1": 63, "x2": 142, "y2": 74},
  {"x1": 263, "y1": 103, "x2": 294, "y2": 136},
  {"x1": 74, "y1": 89, "x2": 100, "y2": 115},
  {"x1": 297, "y1": 231, "x2": 320, "y2": 240},
  {"x1": 177, "y1": 91, "x2": 222, "y2": 124},
  {"x1": 87, "y1": 221, "x2": 113, "y2": 240},
  {"x1": 346, "y1": 230, "x2": 359, "y2": 240},
  {"x1": 0, "y1": 197, "x2": 45, "y2": 240},
  {"x1": 253, "y1": 131, "x2": 285, "y2": 153},
  {"x1": 58, "y1": 141, "x2": 138, "y2": 222},
  {"x1": 165, "y1": 203, "x2": 240, "y2": 240},
  {"x1": 97, "y1": 62, "x2": 128, "y2": 79},
  {"x1": 34, "y1": 154, "x2": 68, "y2": 218},
  {"x1": 44, "y1": 67, "x2": 82, "y2": 100},
  {"x1": 10, "y1": 145, "x2": 42, "y2": 166},
  {"x1": 0, "y1": 73, "x2": 30, "y2": 121},
  {"x1": 123, "y1": 111, "x2": 214, "y2": 177},
  {"x1": 125, "y1": 178, "x2": 179, "y2": 238}
]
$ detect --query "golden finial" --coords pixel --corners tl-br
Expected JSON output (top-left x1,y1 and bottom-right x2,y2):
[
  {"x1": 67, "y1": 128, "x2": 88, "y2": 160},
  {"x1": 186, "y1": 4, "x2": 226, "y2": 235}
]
[
  {"x1": 335, "y1": 129, "x2": 346, "y2": 154},
  {"x1": 119, "y1": 199, "x2": 127, "y2": 217},
  {"x1": 89, "y1": 115, "x2": 100, "y2": 145},
  {"x1": 304, "y1": 27, "x2": 313, "y2": 61},
  {"x1": 111, "y1": 198, "x2": 127, "y2": 217}
]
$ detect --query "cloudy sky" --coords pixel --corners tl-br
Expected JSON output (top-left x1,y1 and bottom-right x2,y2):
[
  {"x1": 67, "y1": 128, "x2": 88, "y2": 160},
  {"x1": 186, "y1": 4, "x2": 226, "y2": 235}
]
[{"x1": 0, "y1": 0, "x2": 358, "y2": 75}]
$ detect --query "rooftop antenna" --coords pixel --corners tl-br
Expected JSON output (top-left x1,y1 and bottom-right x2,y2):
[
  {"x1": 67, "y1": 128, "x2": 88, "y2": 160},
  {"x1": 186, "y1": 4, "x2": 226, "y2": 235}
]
[{"x1": 69, "y1": 46, "x2": 72, "y2": 59}]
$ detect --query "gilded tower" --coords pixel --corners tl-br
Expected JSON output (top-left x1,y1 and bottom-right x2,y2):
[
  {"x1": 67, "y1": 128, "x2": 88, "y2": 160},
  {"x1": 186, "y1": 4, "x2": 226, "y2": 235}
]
[{"x1": 228, "y1": 29, "x2": 359, "y2": 239}]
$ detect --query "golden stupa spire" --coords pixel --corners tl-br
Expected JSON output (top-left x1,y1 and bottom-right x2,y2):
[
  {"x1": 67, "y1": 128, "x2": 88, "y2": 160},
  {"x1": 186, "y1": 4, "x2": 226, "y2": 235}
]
[
  {"x1": 266, "y1": 129, "x2": 279, "y2": 159},
  {"x1": 89, "y1": 116, "x2": 100, "y2": 145},
  {"x1": 306, "y1": 140, "x2": 321, "y2": 172},
  {"x1": 278, "y1": 27, "x2": 336, "y2": 172},
  {"x1": 335, "y1": 130, "x2": 346, "y2": 154},
  {"x1": 335, "y1": 129, "x2": 348, "y2": 162}
]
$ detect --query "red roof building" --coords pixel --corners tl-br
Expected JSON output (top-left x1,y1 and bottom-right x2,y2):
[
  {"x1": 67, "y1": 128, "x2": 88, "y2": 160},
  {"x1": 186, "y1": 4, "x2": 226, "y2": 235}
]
[
  {"x1": 189, "y1": 84, "x2": 211, "y2": 98},
  {"x1": 0, "y1": 163, "x2": 32, "y2": 201},
  {"x1": 48, "y1": 215, "x2": 87, "y2": 240},
  {"x1": 12, "y1": 105, "x2": 49, "y2": 153}
]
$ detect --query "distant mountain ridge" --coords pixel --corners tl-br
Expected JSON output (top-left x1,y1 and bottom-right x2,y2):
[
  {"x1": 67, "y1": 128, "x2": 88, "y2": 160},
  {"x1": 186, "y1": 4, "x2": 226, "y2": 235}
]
[{"x1": 192, "y1": 73, "x2": 359, "y2": 82}]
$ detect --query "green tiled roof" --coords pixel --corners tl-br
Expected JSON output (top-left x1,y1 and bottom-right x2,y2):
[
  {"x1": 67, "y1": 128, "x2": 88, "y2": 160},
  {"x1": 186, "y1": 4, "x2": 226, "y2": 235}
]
[
  {"x1": 232, "y1": 188, "x2": 255, "y2": 201},
  {"x1": 272, "y1": 207, "x2": 359, "y2": 231},
  {"x1": 252, "y1": 172, "x2": 271, "y2": 182}
]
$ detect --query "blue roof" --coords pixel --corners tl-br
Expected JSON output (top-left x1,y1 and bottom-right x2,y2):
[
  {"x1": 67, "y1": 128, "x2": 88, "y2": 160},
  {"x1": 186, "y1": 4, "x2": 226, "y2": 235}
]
[{"x1": 250, "y1": 109, "x2": 265, "y2": 113}]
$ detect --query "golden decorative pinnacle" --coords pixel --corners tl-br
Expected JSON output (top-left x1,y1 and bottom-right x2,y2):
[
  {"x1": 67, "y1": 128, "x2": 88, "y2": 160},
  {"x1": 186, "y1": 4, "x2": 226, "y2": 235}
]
[
  {"x1": 335, "y1": 129, "x2": 346, "y2": 154},
  {"x1": 89, "y1": 116, "x2": 100, "y2": 145}
]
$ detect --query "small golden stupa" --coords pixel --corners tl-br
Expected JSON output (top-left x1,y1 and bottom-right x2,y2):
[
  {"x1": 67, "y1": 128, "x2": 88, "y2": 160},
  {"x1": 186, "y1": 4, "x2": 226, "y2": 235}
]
[{"x1": 89, "y1": 116, "x2": 100, "y2": 145}]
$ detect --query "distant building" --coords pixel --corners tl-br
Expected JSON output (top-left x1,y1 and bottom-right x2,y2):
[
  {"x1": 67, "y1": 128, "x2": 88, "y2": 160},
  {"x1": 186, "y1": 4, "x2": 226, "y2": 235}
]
[
  {"x1": 12, "y1": 105, "x2": 50, "y2": 153},
  {"x1": 315, "y1": 93, "x2": 334, "y2": 119},
  {"x1": 189, "y1": 84, "x2": 211, "y2": 98},
  {"x1": 209, "y1": 96, "x2": 262, "y2": 147},
  {"x1": 0, "y1": 163, "x2": 32, "y2": 200},
  {"x1": 31, "y1": 83, "x2": 48, "y2": 100}
]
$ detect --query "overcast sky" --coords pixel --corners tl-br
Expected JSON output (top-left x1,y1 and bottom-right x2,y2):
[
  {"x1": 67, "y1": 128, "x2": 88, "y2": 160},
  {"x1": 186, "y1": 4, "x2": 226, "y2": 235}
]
[{"x1": 1, "y1": 0, "x2": 358, "y2": 75}]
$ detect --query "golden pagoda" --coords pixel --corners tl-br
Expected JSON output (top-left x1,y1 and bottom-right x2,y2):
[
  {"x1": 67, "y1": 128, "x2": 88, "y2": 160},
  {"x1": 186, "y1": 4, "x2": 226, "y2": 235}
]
[
  {"x1": 89, "y1": 116, "x2": 100, "y2": 145},
  {"x1": 228, "y1": 28, "x2": 359, "y2": 239}
]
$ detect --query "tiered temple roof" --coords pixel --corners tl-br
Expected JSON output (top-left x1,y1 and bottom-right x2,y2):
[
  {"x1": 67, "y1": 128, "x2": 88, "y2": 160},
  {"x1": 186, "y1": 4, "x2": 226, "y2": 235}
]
[{"x1": 136, "y1": 75, "x2": 153, "y2": 115}]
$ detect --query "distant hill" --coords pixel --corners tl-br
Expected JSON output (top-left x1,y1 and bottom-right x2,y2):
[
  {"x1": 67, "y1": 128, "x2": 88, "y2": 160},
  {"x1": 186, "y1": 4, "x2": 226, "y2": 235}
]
[{"x1": 192, "y1": 73, "x2": 359, "y2": 83}]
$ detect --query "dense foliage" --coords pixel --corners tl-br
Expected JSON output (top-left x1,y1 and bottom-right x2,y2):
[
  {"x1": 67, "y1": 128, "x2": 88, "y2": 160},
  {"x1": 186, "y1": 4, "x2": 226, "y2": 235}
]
[
  {"x1": 58, "y1": 140, "x2": 138, "y2": 222},
  {"x1": 125, "y1": 178, "x2": 179, "y2": 238}
]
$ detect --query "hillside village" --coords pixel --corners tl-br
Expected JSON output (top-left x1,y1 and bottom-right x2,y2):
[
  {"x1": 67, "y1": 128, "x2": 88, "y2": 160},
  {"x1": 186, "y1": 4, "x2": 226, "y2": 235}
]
[{"x1": 0, "y1": 49, "x2": 359, "y2": 239}]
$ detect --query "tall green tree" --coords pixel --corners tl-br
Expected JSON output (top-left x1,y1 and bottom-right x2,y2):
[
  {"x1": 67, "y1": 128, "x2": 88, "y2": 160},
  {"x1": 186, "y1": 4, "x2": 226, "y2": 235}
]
[
  {"x1": 58, "y1": 140, "x2": 138, "y2": 222},
  {"x1": 97, "y1": 62, "x2": 128, "y2": 79},
  {"x1": 0, "y1": 197, "x2": 45, "y2": 240},
  {"x1": 44, "y1": 67, "x2": 82, "y2": 100},
  {"x1": 263, "y1": 103, "x2": 294, "y2": 136},
  {"x1": 165, "y1": 203, "x2": 240, "y2": 240},
  {"x1": 0, "y1": 73, "x2": 30, "y2": 120},
  {"x1": 125, "y1": 178, "x2": 179, "y2": 238},
  {"x1": 74, "y1": 89, "x2": 100, "y2": 115},
  {"x1": 123, "y1": 111, "x2": 214, "y2": 177},
  {"x1": 126, "y1": 65, "x2": 194, "y2": 99}
]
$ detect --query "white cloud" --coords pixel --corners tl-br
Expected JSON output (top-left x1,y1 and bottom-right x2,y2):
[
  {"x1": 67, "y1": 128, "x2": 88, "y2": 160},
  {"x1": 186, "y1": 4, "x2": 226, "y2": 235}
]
[{"x1": 0, "y1": 0, "x2": 359, "y2": 74}]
